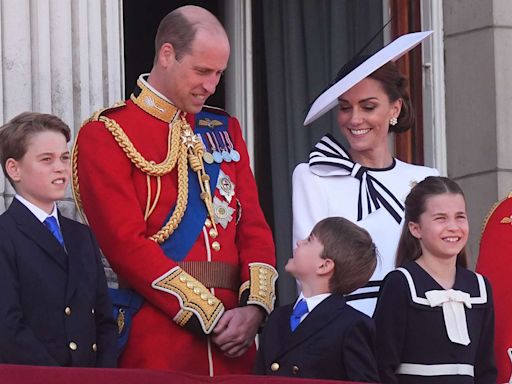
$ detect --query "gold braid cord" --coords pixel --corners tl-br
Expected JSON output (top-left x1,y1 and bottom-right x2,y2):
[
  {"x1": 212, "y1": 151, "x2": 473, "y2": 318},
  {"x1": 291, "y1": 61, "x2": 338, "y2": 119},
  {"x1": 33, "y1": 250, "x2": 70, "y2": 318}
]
[
  {"x1": 149, "y1": 142, "x2": 188, "y2": 243},
  {"x1": 100, "y1": 115, "x2": 180, "y2": 177},
  {"x1": 72, "y1": 112, "x2": 217, "y2": 245},
  {"x1": 71, "y1": 137, "x2": 87, "y2": 224},
  {"x1": 186, "y1": 131, "x2": 219, "y2": 236}
]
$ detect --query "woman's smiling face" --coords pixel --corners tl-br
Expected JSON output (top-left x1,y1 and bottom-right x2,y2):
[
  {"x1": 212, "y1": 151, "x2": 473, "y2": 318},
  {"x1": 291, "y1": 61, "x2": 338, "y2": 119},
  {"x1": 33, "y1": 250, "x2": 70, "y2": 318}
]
[{"x1": 337, "y1": 77, "x2": 401, "y2": 159}]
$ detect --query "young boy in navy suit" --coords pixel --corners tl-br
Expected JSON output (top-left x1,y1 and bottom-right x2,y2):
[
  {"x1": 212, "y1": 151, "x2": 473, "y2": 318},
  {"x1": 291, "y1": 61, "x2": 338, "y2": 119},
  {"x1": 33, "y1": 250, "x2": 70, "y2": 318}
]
[
  {"x1": 0, "y1": 112, "x2": 117, "y2": 367},
  {"x1": 255, "y1": 217, "x2": 379, "y2": 382}
]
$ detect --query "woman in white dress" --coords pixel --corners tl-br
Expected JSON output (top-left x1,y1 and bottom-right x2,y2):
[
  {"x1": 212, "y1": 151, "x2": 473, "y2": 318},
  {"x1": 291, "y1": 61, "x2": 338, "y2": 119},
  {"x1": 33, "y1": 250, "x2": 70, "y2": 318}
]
[{"x1": 293, "y1": 32, "x2": 438, "y2": 316}]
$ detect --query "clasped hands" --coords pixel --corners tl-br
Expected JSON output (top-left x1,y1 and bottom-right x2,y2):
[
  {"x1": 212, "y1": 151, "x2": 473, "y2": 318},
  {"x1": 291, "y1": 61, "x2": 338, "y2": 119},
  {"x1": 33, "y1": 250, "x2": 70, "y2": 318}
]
[{"x1": 211, "y1": 305, "x2": 264, "y2": 358}]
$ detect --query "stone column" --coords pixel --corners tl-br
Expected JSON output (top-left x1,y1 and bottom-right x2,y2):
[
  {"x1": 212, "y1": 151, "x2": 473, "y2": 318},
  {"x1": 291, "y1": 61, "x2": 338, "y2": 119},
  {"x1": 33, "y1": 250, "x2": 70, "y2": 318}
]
[
  {"x1": 443, "y1": 0, "x2": 512, "y2": 266},
  {"x1": 0, "y1": 0, "x2": 124, "y2": 217}
]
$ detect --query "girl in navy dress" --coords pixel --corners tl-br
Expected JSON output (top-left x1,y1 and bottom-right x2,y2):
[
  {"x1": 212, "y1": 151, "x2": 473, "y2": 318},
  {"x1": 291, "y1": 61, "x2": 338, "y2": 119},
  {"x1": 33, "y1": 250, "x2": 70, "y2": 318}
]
[{"x1": 374, "y1": 176, "x2": 496, "y2": 383}]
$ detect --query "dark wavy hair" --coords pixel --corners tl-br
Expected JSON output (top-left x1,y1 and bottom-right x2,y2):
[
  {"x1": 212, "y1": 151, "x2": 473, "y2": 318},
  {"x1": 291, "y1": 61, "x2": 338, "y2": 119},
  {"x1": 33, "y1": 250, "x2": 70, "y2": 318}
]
[{"x1": 395, "y1": 176, "x2": 468, "y2": 268}]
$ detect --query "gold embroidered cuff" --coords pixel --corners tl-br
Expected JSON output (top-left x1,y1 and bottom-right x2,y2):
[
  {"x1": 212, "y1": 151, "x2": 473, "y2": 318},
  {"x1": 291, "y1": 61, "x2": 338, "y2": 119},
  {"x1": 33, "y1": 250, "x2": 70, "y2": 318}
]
[
  {"x1": 152, "y1": 267, "x2": 224, "y2": 334},
  {"x1": 238, "y1": 280, "x2": 250, "y2": 302},
  {"x1": 246, "y1": 263, "x2": 278, "y2": 314},
  {"x1": 174, "y1": 309, "x2": 194, "y2": 327}
]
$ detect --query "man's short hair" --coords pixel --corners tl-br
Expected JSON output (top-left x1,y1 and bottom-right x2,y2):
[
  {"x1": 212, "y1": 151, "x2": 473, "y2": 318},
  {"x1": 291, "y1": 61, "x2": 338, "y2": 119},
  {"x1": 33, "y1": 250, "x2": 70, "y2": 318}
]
[
  {"x1": 154, "y1": 9, "x2": 197, "y2": 62},
  {"x1": 312, "y1": 217, "x2": 377, "y2": 295},
  {"x1": 0, "y1": 111, "x2": 71, "y2": 183}
]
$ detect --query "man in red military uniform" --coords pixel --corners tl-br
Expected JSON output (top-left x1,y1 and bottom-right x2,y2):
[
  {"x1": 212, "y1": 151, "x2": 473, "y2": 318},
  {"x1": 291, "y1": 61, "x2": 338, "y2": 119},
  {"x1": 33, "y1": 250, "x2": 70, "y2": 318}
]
[
  {"x1": 72, "y1": 5, "x2": 277, "y2": 375},
  {"x1": 477, "y1": 192, "x2": 512, "y2": 384}
]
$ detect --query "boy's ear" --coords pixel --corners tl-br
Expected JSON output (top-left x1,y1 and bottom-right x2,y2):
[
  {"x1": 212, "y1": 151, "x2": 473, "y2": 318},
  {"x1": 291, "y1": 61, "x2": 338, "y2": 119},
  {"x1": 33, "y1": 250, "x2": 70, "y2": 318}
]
[
  {"x1": 317, "y1": 258, "x2": 335, "y2": 276},
  {"x1": 5, "y1": 158, "x2": 21, "y2": 182},
  {"x1": 408, "y1": 221, "x2": 421, "y2": 239}
]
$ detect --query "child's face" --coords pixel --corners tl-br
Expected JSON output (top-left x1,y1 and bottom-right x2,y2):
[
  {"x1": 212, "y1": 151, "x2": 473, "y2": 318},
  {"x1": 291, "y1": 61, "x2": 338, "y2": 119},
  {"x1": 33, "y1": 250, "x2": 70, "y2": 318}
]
[
  {"x1": 409, "y1": 193, "x2": 468, "y2": 261},
  {"x1": 6, "y1": 131, "x2": 70, "y2": 214},
  {"x1": 286, "y1": 234, "x2": 324, "y2": 280}
]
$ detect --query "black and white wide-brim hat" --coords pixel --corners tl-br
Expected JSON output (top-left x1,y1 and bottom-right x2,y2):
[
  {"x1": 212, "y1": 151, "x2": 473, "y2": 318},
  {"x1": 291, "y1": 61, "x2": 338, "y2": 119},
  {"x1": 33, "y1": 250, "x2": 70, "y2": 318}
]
[{"x1": 304, "y1": 31, "x2": 433, "y2": 126}]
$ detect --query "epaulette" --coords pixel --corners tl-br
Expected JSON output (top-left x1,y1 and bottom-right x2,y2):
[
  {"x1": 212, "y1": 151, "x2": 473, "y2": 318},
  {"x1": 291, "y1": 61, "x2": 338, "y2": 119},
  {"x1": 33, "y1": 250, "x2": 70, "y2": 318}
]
[
  {"x1": 82, "y1": 101, "x2": 127, "y2": 125},
  {"x1": 202, "y1": 104, "x2": 231, "y2": 117}
]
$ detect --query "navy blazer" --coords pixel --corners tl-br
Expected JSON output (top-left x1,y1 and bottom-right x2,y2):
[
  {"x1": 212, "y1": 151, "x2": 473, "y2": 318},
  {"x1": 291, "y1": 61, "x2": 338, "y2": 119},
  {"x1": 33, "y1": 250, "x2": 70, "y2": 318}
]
[
  {"x1": 255, "y1": 294, "x2": 379, "y2": 382},
  {"x1": 0, "y1": 198, "x2": 117, "y2": 367}
]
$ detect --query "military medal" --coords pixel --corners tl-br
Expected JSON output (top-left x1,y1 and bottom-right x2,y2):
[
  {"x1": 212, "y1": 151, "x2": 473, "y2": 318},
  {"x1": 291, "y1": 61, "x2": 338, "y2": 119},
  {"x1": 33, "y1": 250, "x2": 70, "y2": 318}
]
[
  {"x1": 222, "y1": 150, "x2": 232, "y2": 162},
  {"x1": 222, "y1": 131, "x2": 240, "y2": 162},
  {"x1": 216, "y1": 170, "x2": 235, "y2": 203},
  {"x1": 213, "y1": 196, "x2": 235, "y2": 229},
  {"x1": 206, "y1": 132, "x2": 223, "y2": 163},
  {"x1": 211, "y1": 131, "x2": 231, "y2": 162},
  {"x1": 217, "y1": 132, "x2": 232, "y2": 162},
  {"x1": 203, "y1": 151, "x2": 214, "y2": 164},
  {"x1": 198, "y1": 134, "x2": 214, "y2": 164}
]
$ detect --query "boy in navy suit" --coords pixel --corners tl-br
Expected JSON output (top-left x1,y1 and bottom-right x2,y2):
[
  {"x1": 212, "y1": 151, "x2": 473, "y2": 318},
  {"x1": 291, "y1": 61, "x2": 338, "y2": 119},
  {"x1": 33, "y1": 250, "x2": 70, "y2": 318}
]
[
  {"x1": 0, "y1": 112, "x2": 117, "y2": 367},
  {"x1": 255, "y1": 217, "x2": 379, "y2": 382}
]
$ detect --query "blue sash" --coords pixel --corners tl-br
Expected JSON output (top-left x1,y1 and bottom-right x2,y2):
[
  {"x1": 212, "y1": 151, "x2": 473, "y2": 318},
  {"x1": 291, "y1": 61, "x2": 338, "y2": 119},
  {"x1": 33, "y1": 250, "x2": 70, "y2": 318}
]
[
  {"x1": 109, "y1": 111, "x2": 229, "y2": 355},
  {"x1": 160, "y1": 110, "x2": 228, "y2": 261}
]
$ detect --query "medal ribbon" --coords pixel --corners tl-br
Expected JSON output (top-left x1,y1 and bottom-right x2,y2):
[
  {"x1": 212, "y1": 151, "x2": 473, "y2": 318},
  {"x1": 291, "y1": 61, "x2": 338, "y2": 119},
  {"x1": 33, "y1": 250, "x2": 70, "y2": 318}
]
[{"x1": 159, "y1": 111, "x2": 228, "y2": 261}]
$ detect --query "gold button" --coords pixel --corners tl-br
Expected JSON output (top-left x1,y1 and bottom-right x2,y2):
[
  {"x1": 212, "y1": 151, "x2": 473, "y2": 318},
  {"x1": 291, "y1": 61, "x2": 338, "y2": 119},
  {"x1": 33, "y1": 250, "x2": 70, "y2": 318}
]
[
  {"x1": 207, "y1": 299, "x2": 214, "y2": 306},
  {"x1": 292, "y1": 365, "x2": 299, "y2": 375},
  {"x1": 193, "y1": 287, "x2": 201, "y2": 295},
  {"x1": 64, "y1": 307, "x2": 71, "y2": 316},
  {"x1": 209, "y1": 228, "x2": 218, "y2": 238},
  {"x1": 69, "y1": 342, "x2": 77, "y2": 351},
  {"x1": 92, "y1": 343, "x2": 97, "y2": 352},
  {"x1": 270, "y1": 362, "x2": 280, "y2": 372},
  {"x1": 211, "y1": 241, "x2": 220, "y2": 251},
  {"x1": 200, "y1": 293, "x2": 208, "y2": 300},
  {"x1": 179, "y1": 275, "x2": 187, "y2": 282},
  {"x1": 186, "y1": 281, "x2": 194, "y2": 289},
  {"x1": 91, "y1": 308, "x2": 95, "y2": 314},
  {"x1": 205, "y1": 219, "x2": 212, "y2": 228}
]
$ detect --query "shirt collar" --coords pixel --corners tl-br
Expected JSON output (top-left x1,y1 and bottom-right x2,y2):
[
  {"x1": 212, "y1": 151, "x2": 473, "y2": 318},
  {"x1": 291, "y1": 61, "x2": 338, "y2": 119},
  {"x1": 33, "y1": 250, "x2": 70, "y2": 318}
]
[
  {"x1": 15, "y1": 195, "x2": 59, "y2": 225},
  {"x1": 295, "y1": 292, "x2": 332, "y2": 313}
]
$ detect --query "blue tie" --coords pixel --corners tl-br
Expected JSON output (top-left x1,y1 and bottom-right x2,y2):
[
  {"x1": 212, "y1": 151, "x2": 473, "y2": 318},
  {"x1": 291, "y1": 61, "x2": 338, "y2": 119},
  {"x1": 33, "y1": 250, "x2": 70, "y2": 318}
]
[
  {"x1": 290, "y1": 299, "x2": 309, "y2": 332},
  {"x1": 44, "y1": 216, "x2": 64, "y2": 247}
]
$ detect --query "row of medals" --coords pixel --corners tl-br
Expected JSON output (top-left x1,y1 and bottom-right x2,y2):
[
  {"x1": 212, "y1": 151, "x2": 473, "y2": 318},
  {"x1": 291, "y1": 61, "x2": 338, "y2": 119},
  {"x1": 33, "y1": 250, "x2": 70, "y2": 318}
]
[{"x1": 199, "y1": 131, "x2": 240, "y2": 164}]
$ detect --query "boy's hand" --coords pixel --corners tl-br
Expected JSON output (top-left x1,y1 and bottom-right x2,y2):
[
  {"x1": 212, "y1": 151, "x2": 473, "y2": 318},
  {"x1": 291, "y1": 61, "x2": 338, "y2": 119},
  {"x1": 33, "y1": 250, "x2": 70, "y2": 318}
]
[{"x1": 212, "y1": 305, "x2": 264, "y2": 358}]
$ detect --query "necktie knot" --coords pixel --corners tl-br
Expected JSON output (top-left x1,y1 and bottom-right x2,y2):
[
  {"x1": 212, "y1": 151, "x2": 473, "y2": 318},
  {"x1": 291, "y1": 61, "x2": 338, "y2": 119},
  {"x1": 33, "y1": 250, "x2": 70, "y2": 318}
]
[
  {"x1": 290, "y1": 299, "x2": 309, "y2": 331},
  {"x1": 44, "y1": 216, "x2": 64, "y2": 247}
]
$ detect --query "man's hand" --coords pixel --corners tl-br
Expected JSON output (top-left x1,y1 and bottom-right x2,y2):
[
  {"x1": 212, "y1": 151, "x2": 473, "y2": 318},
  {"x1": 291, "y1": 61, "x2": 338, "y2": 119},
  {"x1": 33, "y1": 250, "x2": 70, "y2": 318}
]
[{"x1": 212, "y1": 305, "x2": 265, "y2": 358}]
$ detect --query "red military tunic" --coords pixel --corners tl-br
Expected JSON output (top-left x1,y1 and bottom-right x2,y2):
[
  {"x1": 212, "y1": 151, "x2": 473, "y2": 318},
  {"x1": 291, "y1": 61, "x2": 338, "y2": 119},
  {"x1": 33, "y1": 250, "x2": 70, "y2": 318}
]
[
  {"x1": 477, "y1": 192, "x2": 512, "y2": 384},
  {"x1": 73, "y1": 76, "x2": 277, "y2": 375}
]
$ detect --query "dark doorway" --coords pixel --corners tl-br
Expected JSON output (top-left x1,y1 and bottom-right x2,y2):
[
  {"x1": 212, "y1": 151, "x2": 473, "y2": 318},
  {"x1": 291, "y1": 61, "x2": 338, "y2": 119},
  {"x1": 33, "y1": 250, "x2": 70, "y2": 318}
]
[{"x1": 122, "y1": 0, "x2": 225, "y2": 107}]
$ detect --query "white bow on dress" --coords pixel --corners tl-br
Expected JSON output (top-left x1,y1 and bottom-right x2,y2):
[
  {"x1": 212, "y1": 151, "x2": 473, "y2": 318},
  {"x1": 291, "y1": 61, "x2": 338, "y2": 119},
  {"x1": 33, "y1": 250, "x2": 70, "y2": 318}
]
[{"x1": 425, "y1": 289, "x2": 472, "y2": 346}]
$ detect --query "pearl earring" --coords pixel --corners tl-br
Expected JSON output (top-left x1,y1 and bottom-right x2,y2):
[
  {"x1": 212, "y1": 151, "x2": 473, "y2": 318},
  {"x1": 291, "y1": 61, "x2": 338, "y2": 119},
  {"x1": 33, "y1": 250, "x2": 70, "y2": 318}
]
[{"x1": 389, "y1": 117, "x2": 398, "y2": 126}]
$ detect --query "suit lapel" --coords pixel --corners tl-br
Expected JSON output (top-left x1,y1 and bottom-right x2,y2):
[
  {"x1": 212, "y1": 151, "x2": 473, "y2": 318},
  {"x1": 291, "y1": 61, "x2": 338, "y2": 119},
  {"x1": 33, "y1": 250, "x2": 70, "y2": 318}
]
[
  {"x1": 59, "y1": 214, "x2": 84, "y2": 301},
  {"x1": 276, "y1": 294, "x2": 346, "y2": 357},
  {"x1": 8, "y1": 199, "x2": 68, "y2": 270}
]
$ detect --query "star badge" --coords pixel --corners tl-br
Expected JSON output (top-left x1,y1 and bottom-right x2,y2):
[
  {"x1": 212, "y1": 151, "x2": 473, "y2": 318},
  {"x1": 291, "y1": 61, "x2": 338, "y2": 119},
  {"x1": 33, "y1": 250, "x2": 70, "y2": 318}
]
[
  {"x1": 181, "y1": 128, "x2": 199, "y2": 148},
  {"x1": 213, "y1": 196, "x2": 235, "y2": 229},
  {"x1": 216, "y1": 170, "x2": 235, "y2": 203}
]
